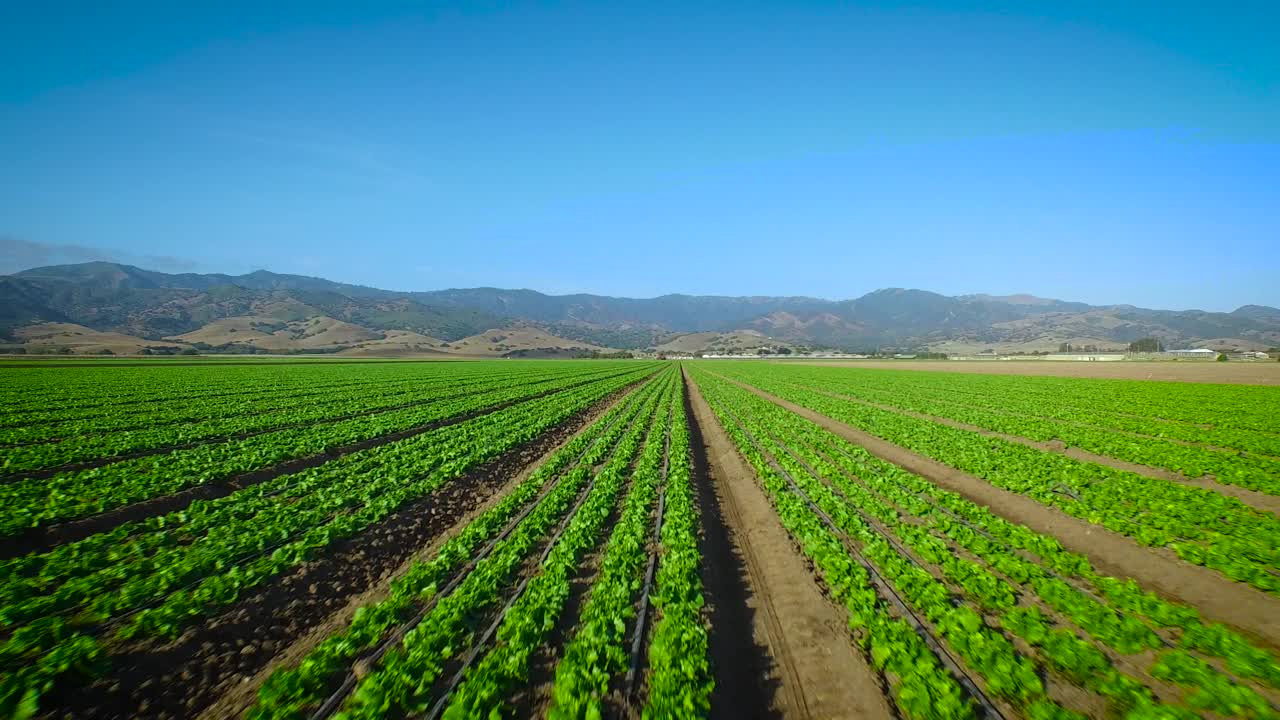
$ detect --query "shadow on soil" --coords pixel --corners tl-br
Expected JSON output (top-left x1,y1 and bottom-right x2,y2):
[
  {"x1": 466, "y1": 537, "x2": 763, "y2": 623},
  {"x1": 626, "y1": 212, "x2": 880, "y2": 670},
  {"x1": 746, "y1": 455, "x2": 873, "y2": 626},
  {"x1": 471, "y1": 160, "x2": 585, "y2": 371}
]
[{"x1": 684, "y1": 387, "x2": 782, "y2": 720}]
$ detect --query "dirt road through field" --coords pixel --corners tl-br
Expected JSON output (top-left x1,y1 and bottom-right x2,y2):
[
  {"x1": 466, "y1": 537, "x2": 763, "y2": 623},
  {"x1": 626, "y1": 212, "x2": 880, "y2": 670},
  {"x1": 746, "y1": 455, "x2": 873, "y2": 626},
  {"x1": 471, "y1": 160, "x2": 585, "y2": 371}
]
[{"x1": 685, "y1": 369, "x2": 895, "y2": 720}]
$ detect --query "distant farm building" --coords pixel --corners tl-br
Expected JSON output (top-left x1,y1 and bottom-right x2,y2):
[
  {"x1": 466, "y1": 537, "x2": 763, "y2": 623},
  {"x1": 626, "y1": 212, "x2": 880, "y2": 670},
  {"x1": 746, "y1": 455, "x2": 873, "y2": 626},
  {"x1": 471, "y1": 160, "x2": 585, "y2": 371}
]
[
  {"x1": 1167, "y1": 348, "x2": 1217, "y2": 359},
  {"x1": 1044, "y1": 353, "x2": 1125, "y2": 361}
]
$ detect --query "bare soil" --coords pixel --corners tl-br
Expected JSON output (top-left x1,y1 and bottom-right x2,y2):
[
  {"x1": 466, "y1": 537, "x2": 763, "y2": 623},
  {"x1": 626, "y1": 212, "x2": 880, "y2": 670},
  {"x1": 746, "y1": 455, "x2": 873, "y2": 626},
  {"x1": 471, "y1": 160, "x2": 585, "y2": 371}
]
[
  {"x1": 787, "y1": 360, "x2": 1280, "y2": 385},
  {"x1": 39, "y1": 386, "x2": 631, "y2": 720},
  {"x1": 685, "y1": 369, "x2": 896, "y2": 720},
  {"x1": 684, "y1": 377, "x2": 778, "y2": 719},
  {"x1": 719, "y1": 375, "x2": 1280, "y2": 652}
]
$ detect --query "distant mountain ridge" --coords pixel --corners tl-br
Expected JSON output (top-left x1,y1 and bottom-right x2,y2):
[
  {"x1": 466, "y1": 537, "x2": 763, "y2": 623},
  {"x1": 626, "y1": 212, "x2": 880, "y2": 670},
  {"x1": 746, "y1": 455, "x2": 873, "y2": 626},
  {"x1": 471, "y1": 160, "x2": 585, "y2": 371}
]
[{"x1": 2, "y1": 262, "x2": 1278, "y2": 353}]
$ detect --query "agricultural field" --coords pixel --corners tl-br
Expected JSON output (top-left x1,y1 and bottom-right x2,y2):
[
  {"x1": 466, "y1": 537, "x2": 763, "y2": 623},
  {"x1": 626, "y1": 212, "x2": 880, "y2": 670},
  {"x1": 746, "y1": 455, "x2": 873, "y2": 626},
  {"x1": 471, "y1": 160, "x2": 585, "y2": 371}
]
[{"x1": 1, "y1": 358, "x2": 1278, "y2": 720}]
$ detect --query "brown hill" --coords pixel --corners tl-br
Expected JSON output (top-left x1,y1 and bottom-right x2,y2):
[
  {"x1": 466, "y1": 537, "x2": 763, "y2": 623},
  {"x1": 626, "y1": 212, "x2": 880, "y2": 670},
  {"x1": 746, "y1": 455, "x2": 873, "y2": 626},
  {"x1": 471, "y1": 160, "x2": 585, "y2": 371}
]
[
  {"x1": 168, "y1": 315, "x2": 379, "y2": 351},
  {"x1": 5, "y1": 262, "x2": 1278, "y2": 353},
  {"x1": 440, "y1": 326, "x2": 618, "y2": 357},
  {"x1": 14, "y1": 323, "x2": 192, "y2": 355},
  {"x1": 338, "y1": 330, "x2": 449, "y2": 356}
]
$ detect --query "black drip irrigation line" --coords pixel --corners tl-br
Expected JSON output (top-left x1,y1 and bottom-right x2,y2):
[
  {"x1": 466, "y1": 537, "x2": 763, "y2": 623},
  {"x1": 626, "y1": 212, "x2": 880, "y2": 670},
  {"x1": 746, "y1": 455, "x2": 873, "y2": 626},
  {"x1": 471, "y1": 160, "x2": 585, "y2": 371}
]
[
  {"x1": 421, "y1": 467, "x2": 608, "y2": 720},
  {"x1": 762, "y1": 397, "x2": 1280, "y2": 715},
  {"x1": 716, "y1": 401, "x2": 1008, "y2": 720},
  {"x1": 763, "y1": 427, "x2": 980, "y2": 606},
  {"x1": 305, "y1": 380, "x2": 660, "y2": 720},
  {"x1": 815, "y1": 434, "x2": 1214, "y2": 639},
  {"x1": 809, "y1": 442, "x2": 1280, "y2": 709},
  {"x1": 308, "y1": 472, "x2": 606, "y2": 720},
  {"x1": 624, "y1": 425, "x2": 672, "y2": 699},
  {"x1": 421, "y1": 392, "x2": 670, "y2": 720},
  {"x1": 814, "y1": 440, "x2": 1152, "y2": 630}
]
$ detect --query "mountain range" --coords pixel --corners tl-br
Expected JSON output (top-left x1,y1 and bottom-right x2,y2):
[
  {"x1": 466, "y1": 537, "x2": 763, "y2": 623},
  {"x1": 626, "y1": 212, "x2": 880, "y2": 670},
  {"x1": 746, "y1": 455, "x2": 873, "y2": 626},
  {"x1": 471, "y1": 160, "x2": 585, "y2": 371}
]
[{"x1": 2, "y1": 262, "x2": 1278, "y2": 355}]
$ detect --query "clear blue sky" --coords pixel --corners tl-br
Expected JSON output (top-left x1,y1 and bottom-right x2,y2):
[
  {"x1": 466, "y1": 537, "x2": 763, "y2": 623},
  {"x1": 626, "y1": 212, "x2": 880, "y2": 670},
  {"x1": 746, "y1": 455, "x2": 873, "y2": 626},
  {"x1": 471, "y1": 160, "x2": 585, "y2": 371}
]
[{"x1": 2, "y1": 1, "x2": 1277, "y2": 310}]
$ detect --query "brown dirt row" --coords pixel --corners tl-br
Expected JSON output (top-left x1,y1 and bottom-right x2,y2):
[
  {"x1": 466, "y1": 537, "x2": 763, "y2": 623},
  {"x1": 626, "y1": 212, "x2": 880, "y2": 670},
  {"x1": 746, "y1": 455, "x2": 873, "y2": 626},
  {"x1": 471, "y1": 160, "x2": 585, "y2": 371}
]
[
  {"x1": 39, "y1": 384, "x2": 635, "y2": 720},
  {"x1": 711, "y1": 373, "x2": 1280, "y2": 652},
  {"x1": 456, "y1": 380, "x2": 675, "y2": 719},
  {"x1": 785, "y1": 360, "x2": 1280, "y2": 385},
  {"x1": 2, "y1": 372, "x2": 635, "y2": 559},
  {"x1": 797, "y1": 384, "x2": 1280, "y2": 515},
  {"x1": 272, "y1": 377, "x2": 659, "y2": 720},
  {"x1": 682, "y1": 374, "x2": 778, "y2": 719},
  {"x1": 507, "y1": 469, "x2": 647, "y2": 717},
  {"x1": 685, "y1": 368, "x2": 896, "y2": 720},
  {"x1": 511, "y1": 544, "x2": 608, "y2": 717},
  {"x1": 403, "y1": 473, "x2": 608, "y2": 720}
]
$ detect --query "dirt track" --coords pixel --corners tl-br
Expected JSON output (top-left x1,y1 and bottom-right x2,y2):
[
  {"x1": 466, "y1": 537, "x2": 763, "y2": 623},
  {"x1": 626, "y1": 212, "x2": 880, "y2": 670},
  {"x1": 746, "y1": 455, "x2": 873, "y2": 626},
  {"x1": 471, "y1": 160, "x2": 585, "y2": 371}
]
[
  {"x1": 715, "y1": 374, "x2": 1280, "y2": 651},
  {"x1": 685, "y1": 369, "x2": 894, "y2": 720},
  {"x1": 785, "y1": 360, "x2": 1280, "y2": 385}
]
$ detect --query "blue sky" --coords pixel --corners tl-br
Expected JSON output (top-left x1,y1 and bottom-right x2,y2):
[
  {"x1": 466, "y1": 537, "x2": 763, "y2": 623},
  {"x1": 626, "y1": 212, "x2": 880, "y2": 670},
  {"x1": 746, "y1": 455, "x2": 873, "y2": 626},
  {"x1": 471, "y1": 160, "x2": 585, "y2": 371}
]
[{"x1": 2, "y1": 1, "x2": 1277, "y2": 310}]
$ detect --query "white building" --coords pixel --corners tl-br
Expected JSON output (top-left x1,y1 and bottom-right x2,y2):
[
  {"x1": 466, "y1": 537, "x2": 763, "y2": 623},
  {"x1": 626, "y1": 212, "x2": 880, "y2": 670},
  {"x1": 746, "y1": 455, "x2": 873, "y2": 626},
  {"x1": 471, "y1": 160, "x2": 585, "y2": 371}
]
[
  {"x1": 1044, "y1": 353, "x2": 1126, "y2": 362},
  {"x1": 1167, "y1": 348, "x2": 1217, "y2": 359}
]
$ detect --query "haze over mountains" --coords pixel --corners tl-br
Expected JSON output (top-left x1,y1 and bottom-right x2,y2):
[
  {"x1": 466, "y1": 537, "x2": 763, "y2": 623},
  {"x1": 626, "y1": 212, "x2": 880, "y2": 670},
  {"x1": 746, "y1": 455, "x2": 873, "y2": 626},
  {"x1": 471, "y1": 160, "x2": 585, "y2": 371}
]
[{"x1": 2, "y1": 262, "x2": 1278, "y2": 355}]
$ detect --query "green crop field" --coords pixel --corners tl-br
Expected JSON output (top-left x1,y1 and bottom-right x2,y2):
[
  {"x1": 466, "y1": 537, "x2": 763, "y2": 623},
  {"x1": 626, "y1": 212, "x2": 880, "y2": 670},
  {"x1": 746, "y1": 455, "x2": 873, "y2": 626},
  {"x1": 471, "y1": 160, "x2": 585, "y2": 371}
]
[{"x1": 2, "y1": 359, "x2": 1277, "y2": 720}]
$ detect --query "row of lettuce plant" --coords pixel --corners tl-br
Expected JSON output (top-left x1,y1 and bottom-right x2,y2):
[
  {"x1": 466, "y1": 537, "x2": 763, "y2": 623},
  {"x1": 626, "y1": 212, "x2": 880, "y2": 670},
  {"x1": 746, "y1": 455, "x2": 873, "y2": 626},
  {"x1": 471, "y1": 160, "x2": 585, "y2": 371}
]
[
  {"x1": 0, "y1": 365, "x2": 648, "y2": 534},
  {"x1": 0, "y1": 367, "x2": 659, "y2": 720},
  {"x1": 543, "y1": 374, "x2": 680, "y2": 719},
  {"x1": 706, "y1": 374, "x2": 1275, "y2": 720},
  {"x1": 752, "y1": 365, "x2": 1280, "y2": 456},
  {"x1": 444, "y1": 375, "x2": 677, "y2": 717},
  {"x1": 1, "y1": 363, "x2": 594, "y2": 465},
  {"x1": 707, "y1": 365, "x2": 1280, "y2": 595},
  {"x1": 641, "y1": 371, "x2": 713, "y2": 719},
  {"x1": 328, "y1": 374, "x2": 670, "y2": 719},
  {"x1": 761, "y1": 370, "x2": 1280, "y2": 495},
  {"x1": 691, "y1": 370, "x2": 979, "y2": 720},
  {"x1": 701, "y1": 366, "x2": 1280, "y2": 717}
]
